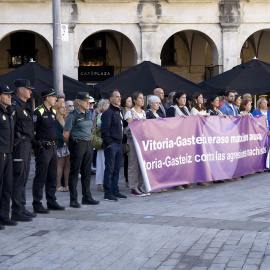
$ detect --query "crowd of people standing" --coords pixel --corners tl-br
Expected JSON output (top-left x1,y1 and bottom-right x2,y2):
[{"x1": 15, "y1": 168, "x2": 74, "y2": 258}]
[{"x1": 0, "y1": 78, "x2": 269, "y2": 230}]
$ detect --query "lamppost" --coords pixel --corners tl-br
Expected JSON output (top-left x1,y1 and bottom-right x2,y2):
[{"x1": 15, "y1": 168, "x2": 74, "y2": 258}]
[{"x1": 53, "y1": 0, "x2": 64, "y2": 95}]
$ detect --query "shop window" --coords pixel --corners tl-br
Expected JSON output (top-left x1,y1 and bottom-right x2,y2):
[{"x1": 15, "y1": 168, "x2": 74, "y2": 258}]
[{"x1": 79, "y1": 33, "x2": 106, "y2": 66}]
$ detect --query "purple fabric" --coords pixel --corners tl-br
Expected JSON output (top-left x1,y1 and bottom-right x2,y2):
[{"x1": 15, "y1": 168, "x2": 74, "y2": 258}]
[{"x1": 129, "y1": 115, "x2": 268, "y2": 191}]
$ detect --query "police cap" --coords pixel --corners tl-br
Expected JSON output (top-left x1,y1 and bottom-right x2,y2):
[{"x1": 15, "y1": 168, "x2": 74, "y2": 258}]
[
  {"x1": 14, "y1": 79, "x2": 35, "y2": 90},
  {"x1": 76, "y1": 92, "x2": 91, "y2": 100},
  {"x1": 0, "y1": 84, "x2": 14, "y2": 94},
  {"x1": 41, "y1": 88, "x2": 57, "y2": 98}
]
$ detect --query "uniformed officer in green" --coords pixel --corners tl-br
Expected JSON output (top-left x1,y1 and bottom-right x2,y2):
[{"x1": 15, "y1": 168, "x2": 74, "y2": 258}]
[
  {"x1": 63, "y1": 92, "x2": 99, "y2": 208},
  {"x1": 32, "y1": 88, "x2": 65, "y2": 213}
]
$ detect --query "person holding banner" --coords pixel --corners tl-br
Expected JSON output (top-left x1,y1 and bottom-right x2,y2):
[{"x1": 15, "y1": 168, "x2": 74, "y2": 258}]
[
  {"x1": 239, "y1": 100, "x2": 252, "y2": 116},
  {"x1": 167, "y1": 91, "x2": 190, "y2": 118},
  {"x1": 206, "y1": 94, "x2": 223, "y2": 116},
  {"x1": 124, "y1": 92, "x2": 150, "y2": 197},
  {"x1": 190, "y1": 92, "x2": 210, "y2": 187},
  {"x1": 146, "y1": 95, "x2": 164, "y2": 119},
  {"x1": 219, "y1": 90, "x2": 239, "y2": 116},
  {"x1": 166, "y1": 92, "x2": 192, "y2": 190},
  {"x1": 252, "y1": 98, "x2": 270, "y2": 138},
  {"x1": 190, "y1": 92, "x2": 209, "y2": 116}
]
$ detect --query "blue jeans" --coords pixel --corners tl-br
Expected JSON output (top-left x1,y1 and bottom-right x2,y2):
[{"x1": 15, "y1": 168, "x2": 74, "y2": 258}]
[{"x1": 103, "y1": 142, "x2": 123, "y2": 195}]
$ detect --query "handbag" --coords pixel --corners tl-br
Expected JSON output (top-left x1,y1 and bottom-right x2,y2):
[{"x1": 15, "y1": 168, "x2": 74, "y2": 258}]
[
  {"x1": 123, "y1": 143, "x2": 130, "y2": 154},
  {"x1": 90, "y1": 120, "x2": 103, "y2": 149}
]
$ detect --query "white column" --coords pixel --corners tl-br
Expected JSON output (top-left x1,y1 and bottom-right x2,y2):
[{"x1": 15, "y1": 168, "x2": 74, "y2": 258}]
[
  {"x1": 221, "y1": 23, "x2": 240, "y2": 72},
  {"x1": 139, "y1": 23, "x2": 160, "y2": 65}
]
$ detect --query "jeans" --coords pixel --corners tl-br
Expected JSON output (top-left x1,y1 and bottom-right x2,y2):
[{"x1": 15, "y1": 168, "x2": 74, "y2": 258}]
[{"x1": 103, "y1": 142, "x2": 123, "y2": 195}]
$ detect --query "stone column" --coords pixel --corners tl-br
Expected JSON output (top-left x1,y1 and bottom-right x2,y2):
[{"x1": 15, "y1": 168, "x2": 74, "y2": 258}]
[
  {"x1": 138, "y1": 0, "x2": 161, "y2": 64},
  {"x1": 219, "y1": 0, "x2": 241, "y2": 71},
  {"x1": 221, "y1": 23, "x2": 240, "y2": 72},
  {"x1": 139, "y1": 22, "x2": 160, "y2": 64}
]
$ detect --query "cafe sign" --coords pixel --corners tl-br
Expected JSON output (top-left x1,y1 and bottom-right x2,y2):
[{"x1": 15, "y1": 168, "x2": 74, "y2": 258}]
[{"x1": 78, "y1": 66, "x2": 114, "y2": 82}]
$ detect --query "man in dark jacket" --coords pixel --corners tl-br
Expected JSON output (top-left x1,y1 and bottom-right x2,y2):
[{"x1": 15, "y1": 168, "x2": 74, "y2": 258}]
[
  {"x1": 101, "y1": 90, "x2": 127, "y2": 201},
  {"x1": 0, "y1": 85, "x2": 17, "y2": 229}
]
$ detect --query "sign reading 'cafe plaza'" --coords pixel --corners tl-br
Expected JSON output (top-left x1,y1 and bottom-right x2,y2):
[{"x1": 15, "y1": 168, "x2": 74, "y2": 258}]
[{"x1": 78, "y1": 66, "x2": 114, "y2": 83}]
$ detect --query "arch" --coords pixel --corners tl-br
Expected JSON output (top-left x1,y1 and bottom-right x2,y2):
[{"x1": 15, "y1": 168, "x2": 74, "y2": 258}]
[
  {"x1": 74, "y1": 28, "x2": 139, "y2": 65},
  {"x1": 157, "y1": 26, "x2": 221, "y2": 66},
  {"x1": 0, "y1": 29, "x2": 53, "y2": 75},
  {"x1": 239, "y1": 27, "x2": 270, "y2": 63},
  {"x1": 0, "y1": 27, "x2": 53, "y2": 48}
]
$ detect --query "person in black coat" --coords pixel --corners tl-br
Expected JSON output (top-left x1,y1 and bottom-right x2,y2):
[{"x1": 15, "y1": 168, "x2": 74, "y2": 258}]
[{"x1": 0, "y1": 85, "x2": 17, "y2": 229}]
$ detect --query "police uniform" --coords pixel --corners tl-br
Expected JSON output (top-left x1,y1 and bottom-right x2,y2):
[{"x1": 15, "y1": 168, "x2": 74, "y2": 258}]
[
  {"x1": 11, "y1": 79, "x2": 36, "y2": 222},
  {"x1": 32, "y1": 88, "x2": 65, "y2": 213},
  {"x1": 64, "y1": 92, "x2": 99, "y2": 208},
  {"x1": 0, "y1": 85, "x2": 17, "y2": 229}
]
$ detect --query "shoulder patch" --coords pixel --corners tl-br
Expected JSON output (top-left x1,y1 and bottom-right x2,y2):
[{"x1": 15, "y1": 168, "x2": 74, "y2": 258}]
[{"x1": 38, "y1": 108, "x2": 45, "y2": 116}]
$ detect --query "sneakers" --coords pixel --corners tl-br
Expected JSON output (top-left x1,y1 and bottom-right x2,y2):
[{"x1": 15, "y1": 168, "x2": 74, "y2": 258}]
[
  {"x1": 131, "y1": 188, "x2": 146, "y2": 197},
  {"x1": 113, "y1": 192, "x2": 127, "y2": 199},
  {"x1": 138, "y1": 187, "x2": 150, "y2": 196},
  {"x1": 63, "y1": 186, "x2": 69, "y2": 192},
  {"x1": 104, "y1": 194, "x2": 118, "y2": 202},
  {"x1": 56, "y1": 186, "x2": 65, "y2": 192}
]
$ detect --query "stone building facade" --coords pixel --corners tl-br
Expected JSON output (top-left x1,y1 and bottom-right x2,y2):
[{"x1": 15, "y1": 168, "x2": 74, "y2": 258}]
[{"x1": 0, "y1": 0, "x2": 270, "y2": 87}]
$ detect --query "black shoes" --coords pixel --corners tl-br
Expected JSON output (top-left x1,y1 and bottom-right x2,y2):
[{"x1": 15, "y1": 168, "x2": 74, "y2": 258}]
[
  {"x1": 81, "y1": 198, "x2": 100, "y2": 205},
  {"x1": 1, "y1": 219, "x2": 18, "y2": 226},
  {"x1": 47, "y1": 202, "x2": 65, "y2": 211},
  {"x1": 33, "y1": 204, "x2": 50, "y2": 214},
  {"x1": 11, "y1": 212, "x2": 32, "y2": 222},
  {"x1": 23, "y1": 209, "x2": 37, "y2": 218},
  {"x1": 70, "y1": 201, "x2": 81, "y2": 208},
  {"x1": 0, "y1": 224, "x2": 5, "y2": 230},
  {"x1": 104, "y1": 194, "x2": 118, "y2": 202},
  {"x1": 113, "y1": 192, "x2": 127, "y2": 199}
]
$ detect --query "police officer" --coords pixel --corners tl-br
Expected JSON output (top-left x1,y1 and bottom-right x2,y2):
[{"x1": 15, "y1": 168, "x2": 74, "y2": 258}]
[
  {"x1": 11, "y1": 79, "x2": 36, "y2": 222},
  {"x1": 32, "y1": 88, "x2": 65, "y2": 213},
  {"x1": 63, "y1": 92, "x2": 99, "y2": 208},
  {"x1": 0, "y1": 85, "x2": 17, "y2": 229}
]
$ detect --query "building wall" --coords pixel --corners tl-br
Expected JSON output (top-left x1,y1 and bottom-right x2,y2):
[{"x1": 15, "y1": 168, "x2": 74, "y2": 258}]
[{"x1": 0, "y1": 0, "x2": 269, "y2": 84}]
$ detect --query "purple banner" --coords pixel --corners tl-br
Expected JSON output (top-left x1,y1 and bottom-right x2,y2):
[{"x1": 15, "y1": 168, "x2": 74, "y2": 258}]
[{"x1": 129, "y1": 115, "x2": 268, "y2": 192}]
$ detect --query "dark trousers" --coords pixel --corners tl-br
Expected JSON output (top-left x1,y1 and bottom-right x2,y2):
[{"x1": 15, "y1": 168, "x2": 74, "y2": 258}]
[
  {"x1": 69, "y1": 140, "x2": 92, "y2": 202},
  {"x1": 0, "y1": 153, "x2": 13, "y2": 221},
  {"x1": 103, "y1": 142, "x2": 123, "y2": 195},
  {"x1": 12, "y1": 141, "x2": 32, "y2": 214},
  {"x1": 32, "y1": 146, "x2": 57, "y2": 206}
]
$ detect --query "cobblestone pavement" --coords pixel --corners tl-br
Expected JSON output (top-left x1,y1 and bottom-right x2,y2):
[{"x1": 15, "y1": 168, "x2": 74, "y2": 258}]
[{"x1": 1, "y1": 170, "x2": 270, "y2": 270}]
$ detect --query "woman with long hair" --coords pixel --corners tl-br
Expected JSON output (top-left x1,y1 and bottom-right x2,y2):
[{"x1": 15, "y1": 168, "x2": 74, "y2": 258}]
[
  {"x1": 124, "y1": 92, "x2": 150, "y2": 197},
  {"x1": 167, "y1": 91, "x2": 192, "y2": 190},
  {"x1": 190, "y1": 92, "x2": 208, "y2": 116},
  {"x1": 55, "y1": 101, "x2": 70, "y2": 192},
  {"x1": 191, "y1": 92, "x2": 210, "y2": 186}
]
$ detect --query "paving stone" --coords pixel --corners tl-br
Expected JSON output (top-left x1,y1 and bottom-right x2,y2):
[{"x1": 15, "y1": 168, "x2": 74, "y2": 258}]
[{"x1": 3, "y1": 170, "x2": 270, "y2": 270}]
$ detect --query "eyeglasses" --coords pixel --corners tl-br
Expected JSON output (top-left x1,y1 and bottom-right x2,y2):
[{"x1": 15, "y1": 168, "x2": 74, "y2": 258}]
[{"x1": 68, "y1": 105, "x2": 74, "y2": 107}]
